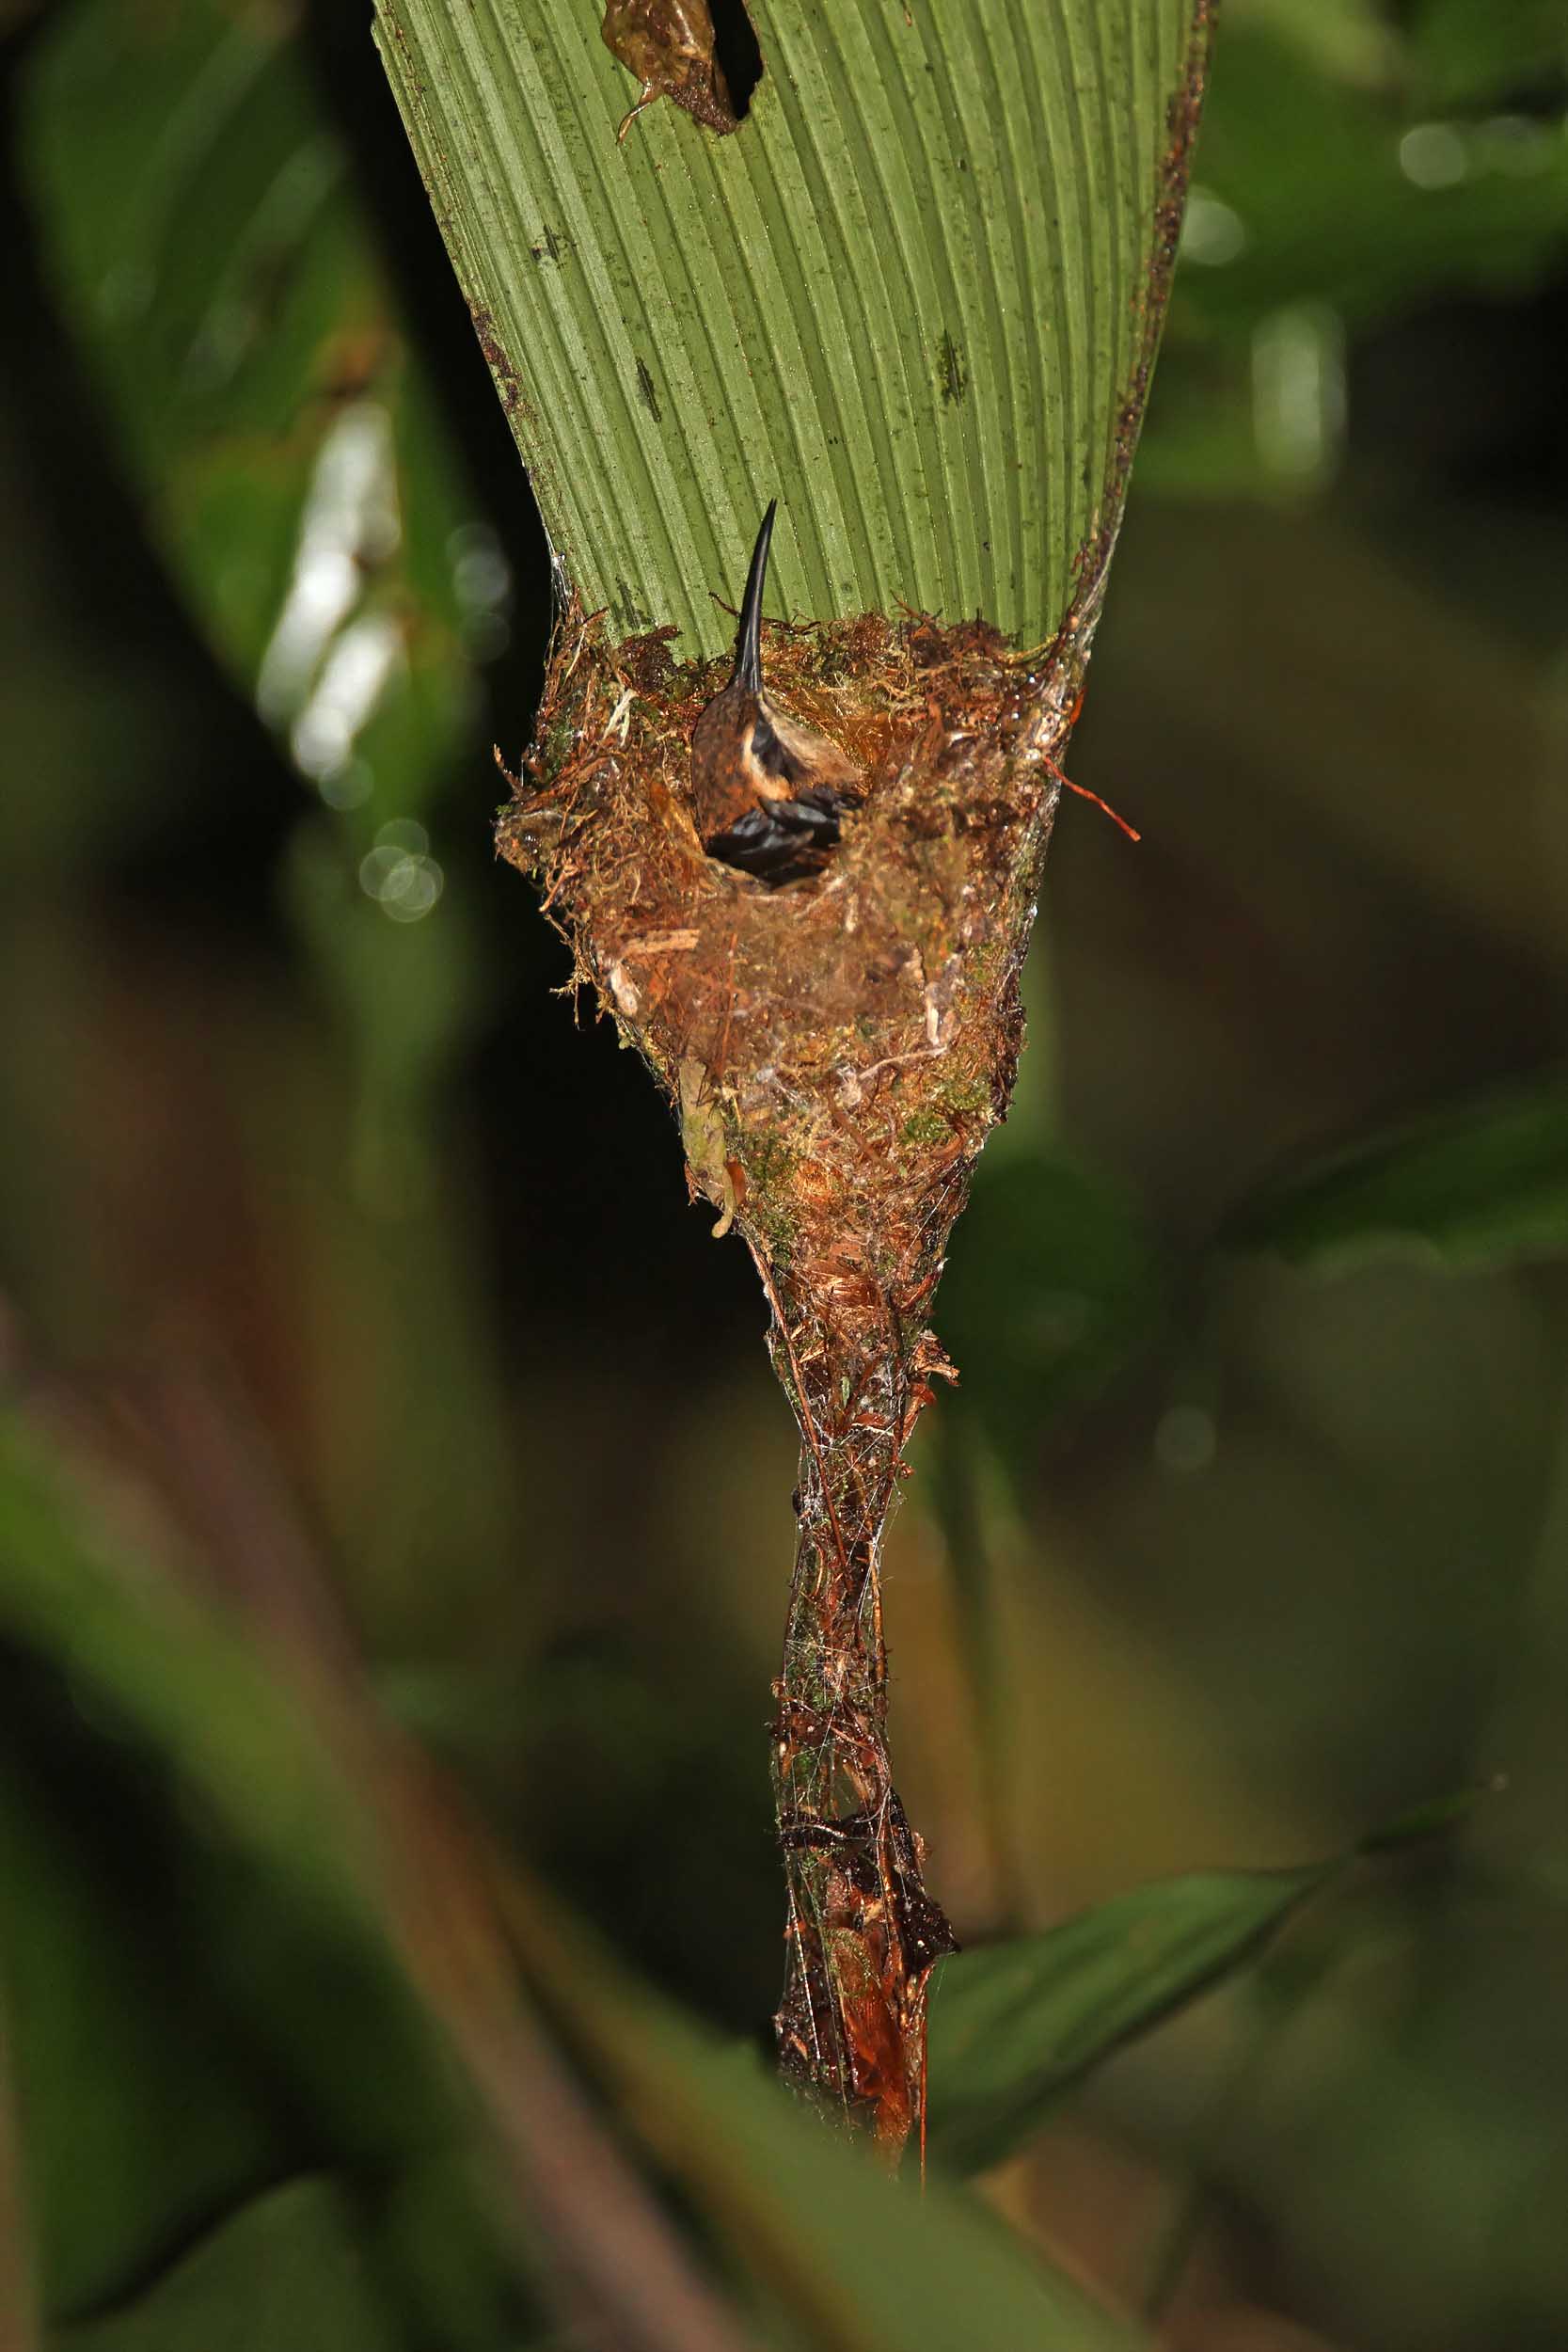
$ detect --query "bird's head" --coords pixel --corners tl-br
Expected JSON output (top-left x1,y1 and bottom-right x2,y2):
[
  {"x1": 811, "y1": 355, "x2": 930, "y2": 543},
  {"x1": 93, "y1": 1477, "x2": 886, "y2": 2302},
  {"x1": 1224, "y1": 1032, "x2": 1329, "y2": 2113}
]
[
  {"x1": 690, "y1": 502, "x2": 863, "y2": 878},
  {"x1": 689, "y1": 498, "x2": 776, "y2": 808}
]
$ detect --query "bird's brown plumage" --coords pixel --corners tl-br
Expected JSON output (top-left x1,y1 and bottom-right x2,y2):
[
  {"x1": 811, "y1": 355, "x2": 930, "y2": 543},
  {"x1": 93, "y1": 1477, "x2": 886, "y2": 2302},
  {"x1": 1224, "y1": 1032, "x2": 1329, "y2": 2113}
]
[{"x1": 690, "y1": 502, "x2": 863, "y2": 884}]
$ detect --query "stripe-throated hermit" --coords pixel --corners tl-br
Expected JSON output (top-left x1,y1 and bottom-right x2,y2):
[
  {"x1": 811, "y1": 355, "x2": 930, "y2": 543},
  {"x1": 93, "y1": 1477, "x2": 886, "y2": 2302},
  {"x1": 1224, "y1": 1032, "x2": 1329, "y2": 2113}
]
[{"x1": 690, "y1": 502, "x2": 863, "y2": 885}]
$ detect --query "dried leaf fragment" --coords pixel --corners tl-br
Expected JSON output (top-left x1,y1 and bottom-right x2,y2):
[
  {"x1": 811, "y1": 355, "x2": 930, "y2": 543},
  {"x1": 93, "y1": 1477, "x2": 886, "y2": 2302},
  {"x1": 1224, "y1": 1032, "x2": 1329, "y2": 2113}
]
[
  {"x1": 678, "y1": 1056, "x2": 738, "y2": 1236},
  {"x1": 601, "y1": 0, "x2": 739, "y2": 138}
]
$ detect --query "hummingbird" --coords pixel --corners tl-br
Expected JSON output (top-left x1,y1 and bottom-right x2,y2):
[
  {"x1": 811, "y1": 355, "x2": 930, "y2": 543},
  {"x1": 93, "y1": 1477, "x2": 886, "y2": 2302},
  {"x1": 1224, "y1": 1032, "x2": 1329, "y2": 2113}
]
[{"x1": 690, "y1": 501, "x2": 863, "y2": 885}]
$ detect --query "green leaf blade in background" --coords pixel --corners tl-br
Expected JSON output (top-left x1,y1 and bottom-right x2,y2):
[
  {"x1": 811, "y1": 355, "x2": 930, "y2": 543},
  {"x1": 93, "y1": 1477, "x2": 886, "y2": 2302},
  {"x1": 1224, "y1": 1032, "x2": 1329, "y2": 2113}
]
[
  {"x1": 0, "y1": 1404, "x2": 1147, "y2": 2351},
  {"x1": 0, "y1": 1758, "x2": 279, "y2": 2321},
  {"x1": 500, "y1": 1898, "x2": 1148, "y2": 2352},
  {"x1": 1142, "y1": 4, "x2": 1568, "y2": 501},
  {"x1": 19, "y1": 0, "x2": 517, "y2": 1181},
  {"x1": 19, "y1": 0, "x2": 497, "y2": 827},
  {"x1": 641, "y1": 2031, "x2": 1146, "y2": 2352},
  {"x1": 1412, "y1": 0, "x2": 1568, "y2": 110},
  {"x1": 52, "y1": 2169, "x2": 531, "y2": 2352},
  {"x1": 1226, "y1": 1070, "x2": 1568, "y2": 1274},
  {"x1": 1182, "y1": 17, "x2": 1568, "y2": 336},
  {"x1": 925, "y1": 1862, "x2": 1337, "y2": 2176},
  {"x1": 0, "y1": 1417, "x2": 489, "y2": 2329},
  {"x1": 374, "y1": 0, "x2": 1211, "y2": 651},
  {"x1": 939, "y1": 1150, "x2": 1168, "y2": 1476},
  {"x1": 56, "y1": 2182, "x2": 402, "y2": 2352}
]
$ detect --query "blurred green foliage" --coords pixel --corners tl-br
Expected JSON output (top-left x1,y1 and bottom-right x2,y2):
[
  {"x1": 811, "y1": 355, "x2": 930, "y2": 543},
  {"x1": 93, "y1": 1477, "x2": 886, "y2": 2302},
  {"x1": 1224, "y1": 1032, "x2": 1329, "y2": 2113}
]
[
  {"x1": 1227, "y1": 1066, "x2": 1568, "y2": 1270},
  {"x1": 5, "y1": 0, "x2": 1568, "y2": 2346},
  {"x1": 927, "y1": 1859, "x2": 1338, "y2": 2178},
  {"x1": 20, "y1": 0, "x2": 500, "y2": 1195}
]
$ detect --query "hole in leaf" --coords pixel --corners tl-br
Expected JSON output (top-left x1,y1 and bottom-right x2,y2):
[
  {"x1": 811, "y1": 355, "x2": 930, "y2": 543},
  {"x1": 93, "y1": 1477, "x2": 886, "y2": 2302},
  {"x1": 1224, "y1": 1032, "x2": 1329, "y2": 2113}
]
[{"x1": 709, "y1": 0, "x2": 762, "y2": 121}]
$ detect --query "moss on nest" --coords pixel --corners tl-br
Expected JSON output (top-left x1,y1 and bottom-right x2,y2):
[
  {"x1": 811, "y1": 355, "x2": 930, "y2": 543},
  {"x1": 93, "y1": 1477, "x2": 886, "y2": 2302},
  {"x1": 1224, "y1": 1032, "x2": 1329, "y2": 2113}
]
[{"x1": 498, "y1": 598, "x2": 1084, "y2": 1325}]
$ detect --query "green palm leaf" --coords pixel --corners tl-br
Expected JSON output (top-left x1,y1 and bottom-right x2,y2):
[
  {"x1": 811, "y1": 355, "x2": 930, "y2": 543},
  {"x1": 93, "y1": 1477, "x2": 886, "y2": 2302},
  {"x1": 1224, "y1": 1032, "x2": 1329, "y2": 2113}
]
[{"x1": 375, "y1": 0, "x2": 1212, "y2": 651}]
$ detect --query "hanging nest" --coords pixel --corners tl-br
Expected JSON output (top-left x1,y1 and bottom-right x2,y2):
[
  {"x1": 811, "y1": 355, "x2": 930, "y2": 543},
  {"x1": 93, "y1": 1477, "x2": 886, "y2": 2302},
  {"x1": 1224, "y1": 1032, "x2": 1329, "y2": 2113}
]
[
  {"x1": 486, "y1": 0, "x2": 1215, "y2": 2167},
  {"x1": 498, "y1": 588, "x2": 1086, "y2": 2156}
]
